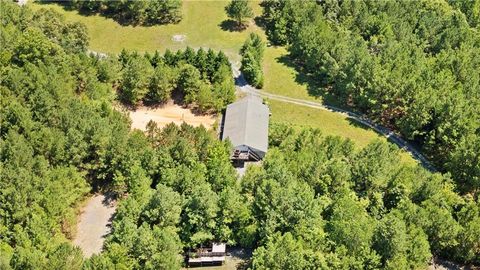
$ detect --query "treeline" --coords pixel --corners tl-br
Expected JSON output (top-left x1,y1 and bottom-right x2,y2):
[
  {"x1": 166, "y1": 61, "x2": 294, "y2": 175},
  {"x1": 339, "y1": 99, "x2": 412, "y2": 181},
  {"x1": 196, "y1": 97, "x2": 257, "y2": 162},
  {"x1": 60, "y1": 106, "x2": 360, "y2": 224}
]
[
  {"x1": 1, "y1": 2, "x2": 478, "y2": 269},
  {"x1": 88, "y1": 122, "x2": 480, "y2": 268},
  {"x1": 448, "y1": 0, "x2": 480, "y2": 28},
  {"x1": 248, "y1": 124, "x2": 480, "y2": 268},
  {"x1": 85, "y1": 123, "x2": 245, "y2": 269},
  {"x1": 117, "y1": 47, "x2": 235, "y2": 112},
  {"x1": 261, "y1": 0, "x2": 480, "y2": 194},
  {"x1": 61, "y1": 0, "x2": 182, "y2": 25},
  {"x1": 240, "y1": 33, "x2": 265, "y2": 88},
  {"x1": 0, "y1": 2, "x2": 139, "y2": 268}
]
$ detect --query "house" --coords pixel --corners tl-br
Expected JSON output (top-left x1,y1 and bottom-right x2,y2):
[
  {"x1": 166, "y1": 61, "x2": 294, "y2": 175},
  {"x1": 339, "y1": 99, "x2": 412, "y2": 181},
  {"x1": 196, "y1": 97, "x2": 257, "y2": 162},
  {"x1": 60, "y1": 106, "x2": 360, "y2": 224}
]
[
  {"x1": 221, "y1": 96, "x2": 269, "y2": 162},
  {"x1": 187, "y1": 243, "x2": 226, "y2": 267}
]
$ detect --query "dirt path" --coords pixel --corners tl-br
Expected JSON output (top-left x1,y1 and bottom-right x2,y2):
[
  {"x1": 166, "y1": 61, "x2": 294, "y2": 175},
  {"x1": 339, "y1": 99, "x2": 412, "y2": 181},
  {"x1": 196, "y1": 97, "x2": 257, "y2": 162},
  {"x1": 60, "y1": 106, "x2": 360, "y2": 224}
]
[
  {"x1": 128, "y1": 103, "x2": 217, "y2": 131},
  {"x1": 73, "y1": 194, "x2": 116, "y2": 258}
]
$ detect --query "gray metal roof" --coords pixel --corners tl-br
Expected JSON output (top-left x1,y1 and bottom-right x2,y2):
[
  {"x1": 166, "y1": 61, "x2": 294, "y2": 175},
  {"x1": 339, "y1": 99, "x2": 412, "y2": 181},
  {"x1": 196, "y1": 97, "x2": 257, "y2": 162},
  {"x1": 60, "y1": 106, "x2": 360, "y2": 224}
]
[{"x1": 222, "y1": 96, "x2": 269, "y2": 154}]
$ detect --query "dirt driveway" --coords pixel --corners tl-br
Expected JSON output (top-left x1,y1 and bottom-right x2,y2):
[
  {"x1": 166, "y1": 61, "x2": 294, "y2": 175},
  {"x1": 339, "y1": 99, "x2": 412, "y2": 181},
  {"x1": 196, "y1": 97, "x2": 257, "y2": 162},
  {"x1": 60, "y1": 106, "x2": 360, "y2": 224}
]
[
  {"x1": 73, "y1": 194, "x2": 116, "y2": 258},
  {"x1": 127, "y1": 103, "x2": 217, "y2": 131}
]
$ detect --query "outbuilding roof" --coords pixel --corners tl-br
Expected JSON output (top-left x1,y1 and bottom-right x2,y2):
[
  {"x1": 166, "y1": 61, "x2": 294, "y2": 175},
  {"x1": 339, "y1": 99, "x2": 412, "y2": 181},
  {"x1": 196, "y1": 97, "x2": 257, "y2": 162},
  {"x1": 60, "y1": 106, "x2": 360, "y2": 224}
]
[{"x1": 222, "y1": 96, "x2": 269, "y2": 154}]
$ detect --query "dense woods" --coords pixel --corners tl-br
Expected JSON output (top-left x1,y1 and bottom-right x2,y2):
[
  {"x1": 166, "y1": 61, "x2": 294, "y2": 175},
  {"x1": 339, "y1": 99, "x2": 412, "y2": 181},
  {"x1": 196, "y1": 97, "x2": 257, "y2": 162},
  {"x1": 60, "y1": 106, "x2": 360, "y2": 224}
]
[
  {"x1": 86, "y1": 123, "x2": 480, "y2": 269},
  {"x1": 57, "y1": 0, "x2": 182, "y2": 25},
  {"x1": 1, "y1": 1, "x2": 479, "y2": 269},
  {"x1": 241, "y1": 33, "x2": 265, "y2": 88},
  {"x1": 118, "y1": 47, "x2": 235, "y2": 112},
  {"x1": 1, "y1": 2, "x2": 128, "y2": 268},
  {"x1": 261, "y1": 0, "x2": 480, "y2": 195}
]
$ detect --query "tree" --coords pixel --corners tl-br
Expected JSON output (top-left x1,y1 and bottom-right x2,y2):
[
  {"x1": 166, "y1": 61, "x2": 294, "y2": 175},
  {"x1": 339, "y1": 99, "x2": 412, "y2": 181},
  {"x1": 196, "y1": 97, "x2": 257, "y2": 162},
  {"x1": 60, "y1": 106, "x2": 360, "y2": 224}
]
[
  {"x1": 241, "y1": 50, "x2": 264, "y2": 87},
  {"x1": 240, "y1": 33, "x2": 265, "y2": 88},
  {"x1": 180, "y1": 182, "x2": 219, "y2": 248},
  {"x1": 61, "y1": 22, "x2": 89, "y2": 54},
  {"x1": 146, "y1": 0, "x2": 182, "y2": 24},
  {"x1": 119, "y1": 55, "x2": 153, "y2": 105},
  {"x1": 132, "y1": 225, "x2": 182, "y2": 269},
  {"x1": 225, "y1": 0, "x2": 254, "y2": 28},
  {"x1": 147, "y1": 64, "x2": 177, "y2": 103},
  {"x1": 251, "y1": 233, "x2": 322, "y2": 270},
  {"x1": 13, "y1": 28, "x2": 63, "y2": 66},
  {"x1": 373, "y1": 213, "x2": 408, "y2": 268},
  {"x1": 141, "y1": 184, "x2": 182, "y2": 227},
  {"x1": 177, "y1": 64, "x2": 203, "y2": 104},
  {"x1": 327, "y1": 191, "x2": 376, "y2": 256}
]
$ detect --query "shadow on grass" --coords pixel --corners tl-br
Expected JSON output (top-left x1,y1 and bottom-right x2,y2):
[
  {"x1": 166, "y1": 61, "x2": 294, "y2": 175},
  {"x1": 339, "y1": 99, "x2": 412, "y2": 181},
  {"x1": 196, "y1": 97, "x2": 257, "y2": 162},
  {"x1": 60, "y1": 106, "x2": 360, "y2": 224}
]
[
  {"x1": 254, "y1": 16, "x2": 267, "y2": 29},
  {"x1": 219, "y1": 19, "x2": 247, "y2": 32},
  {"x1": 346, "y1": 117, "x2": 376, "y2": 131},
  {"x1": 34, "y1": 1, "x2": 165, "y2": 27},
  {"x1": 275, "y1": 52, "x2": 346, "y2": 109}
]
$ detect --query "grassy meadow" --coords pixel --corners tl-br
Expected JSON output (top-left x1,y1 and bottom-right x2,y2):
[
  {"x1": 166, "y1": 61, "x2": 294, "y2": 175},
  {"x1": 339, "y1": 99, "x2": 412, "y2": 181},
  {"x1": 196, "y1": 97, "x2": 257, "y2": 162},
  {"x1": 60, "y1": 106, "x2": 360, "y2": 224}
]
[{"x1": 30, "y1": 1, "x2": 265, "y2": 61}]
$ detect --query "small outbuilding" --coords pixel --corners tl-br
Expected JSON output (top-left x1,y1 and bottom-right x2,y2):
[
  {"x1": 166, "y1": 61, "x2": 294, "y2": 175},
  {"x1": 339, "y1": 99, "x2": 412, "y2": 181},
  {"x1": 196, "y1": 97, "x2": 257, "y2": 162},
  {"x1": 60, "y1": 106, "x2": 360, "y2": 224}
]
[
  {"x1": 188, "y1": 243, "x2": 226, "y2": 267},
  {"x1": 221, "y1": 96, "x2": 269, "y2": 161}
]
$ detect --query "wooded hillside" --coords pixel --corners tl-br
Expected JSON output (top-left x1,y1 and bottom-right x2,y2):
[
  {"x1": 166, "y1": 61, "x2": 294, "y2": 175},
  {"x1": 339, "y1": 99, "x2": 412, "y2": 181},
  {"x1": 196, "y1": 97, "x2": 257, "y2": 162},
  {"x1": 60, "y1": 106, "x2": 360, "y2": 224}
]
[
  {"x1": 0, "y1": 1, "x2": 478, "y2": 269},
  {"x1": 261, "y1": 0, "x2": 480, "y2": 195}
]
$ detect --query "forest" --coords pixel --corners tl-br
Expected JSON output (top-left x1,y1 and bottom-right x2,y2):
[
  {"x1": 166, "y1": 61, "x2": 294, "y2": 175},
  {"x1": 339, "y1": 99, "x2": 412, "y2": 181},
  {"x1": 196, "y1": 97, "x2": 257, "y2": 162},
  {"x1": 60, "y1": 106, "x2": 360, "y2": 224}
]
[
  {"x1": 261, "y1": 0, "x2": 480, "y2": 195},
  {"x1": 0, "y1": 1, "x2": 479, "y2": 270}
]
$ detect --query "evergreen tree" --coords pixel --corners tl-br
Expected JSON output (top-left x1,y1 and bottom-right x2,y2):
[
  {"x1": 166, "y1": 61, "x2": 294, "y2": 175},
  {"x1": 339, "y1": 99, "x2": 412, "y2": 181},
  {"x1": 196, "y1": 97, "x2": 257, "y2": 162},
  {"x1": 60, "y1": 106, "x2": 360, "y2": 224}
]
[{"x1": 225, "y1": 0, "x2": 254, "y2": 28}]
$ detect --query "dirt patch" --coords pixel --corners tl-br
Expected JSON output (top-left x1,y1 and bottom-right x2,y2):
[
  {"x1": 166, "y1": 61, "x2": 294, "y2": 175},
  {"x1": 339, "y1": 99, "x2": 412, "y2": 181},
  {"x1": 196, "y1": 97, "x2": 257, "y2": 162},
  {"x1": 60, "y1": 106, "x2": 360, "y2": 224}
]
[
  {"x1": 172, "y1": 34, "x2": 186, "y2": 42},
  {"x1": 128, "y1": 103, "x2": 217, "y2": 131},
  {"x1": 73, "y1": 194, "x2": 116, "y2": 258}
]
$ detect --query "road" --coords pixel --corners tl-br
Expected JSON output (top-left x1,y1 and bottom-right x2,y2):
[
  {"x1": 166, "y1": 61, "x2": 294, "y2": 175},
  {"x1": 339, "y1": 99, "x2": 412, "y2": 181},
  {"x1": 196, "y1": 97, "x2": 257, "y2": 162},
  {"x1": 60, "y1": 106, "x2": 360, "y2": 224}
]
[{"x1": 230, "y1": 62, "x2": 437, "y2": 172}]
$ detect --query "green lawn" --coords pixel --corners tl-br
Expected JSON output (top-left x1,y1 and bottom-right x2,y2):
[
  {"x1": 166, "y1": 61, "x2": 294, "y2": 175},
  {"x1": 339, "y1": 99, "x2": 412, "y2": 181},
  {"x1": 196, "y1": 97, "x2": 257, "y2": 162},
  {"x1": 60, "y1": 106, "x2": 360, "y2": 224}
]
[
  {"x1": 30, "y1": 1, "x2": 265, "y2": 61},
  {"x1": 263, "y1": 47, "x2": 320, "y2": 102},
  {"x1": 32, "y1": 1, "x2": 416, "y2": 164}
]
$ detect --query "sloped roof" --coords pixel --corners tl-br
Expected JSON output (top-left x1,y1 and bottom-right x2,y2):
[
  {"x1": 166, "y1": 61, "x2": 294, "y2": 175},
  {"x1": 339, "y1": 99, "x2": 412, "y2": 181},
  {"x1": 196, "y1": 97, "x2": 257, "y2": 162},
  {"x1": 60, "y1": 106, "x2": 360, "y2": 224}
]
[{"x1": 222, "y1": 96, "x2": 269, "y2": 153}]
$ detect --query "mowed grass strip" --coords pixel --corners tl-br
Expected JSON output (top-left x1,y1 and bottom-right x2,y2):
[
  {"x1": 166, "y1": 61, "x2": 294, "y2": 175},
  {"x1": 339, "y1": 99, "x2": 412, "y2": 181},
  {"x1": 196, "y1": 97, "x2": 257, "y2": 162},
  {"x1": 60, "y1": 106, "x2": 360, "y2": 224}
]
[{"x1": 30, "y1": 0, "x2": 264, "y2": 60}]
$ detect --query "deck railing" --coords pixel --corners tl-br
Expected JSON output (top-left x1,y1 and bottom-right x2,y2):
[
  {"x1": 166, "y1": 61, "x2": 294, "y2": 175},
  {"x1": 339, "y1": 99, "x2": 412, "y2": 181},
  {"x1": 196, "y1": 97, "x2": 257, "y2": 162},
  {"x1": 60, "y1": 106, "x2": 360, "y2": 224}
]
[{"x1": 188, "y1": 251, "x2": 226, "y2": 258}]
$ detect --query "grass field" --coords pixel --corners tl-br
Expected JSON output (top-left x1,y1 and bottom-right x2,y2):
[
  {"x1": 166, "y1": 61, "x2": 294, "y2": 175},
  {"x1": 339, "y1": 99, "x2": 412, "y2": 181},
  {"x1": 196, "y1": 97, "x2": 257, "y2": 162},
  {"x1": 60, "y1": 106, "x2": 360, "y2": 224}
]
[
  {"x1": 31, "y1": 1, "x2": 416, "y2": 164},
  {"x1": 30, "y1": 1, "x2": 264, "y2": 61},
  {"x1": 263, "y1": 47, "x2": 320, "y2": 102}
]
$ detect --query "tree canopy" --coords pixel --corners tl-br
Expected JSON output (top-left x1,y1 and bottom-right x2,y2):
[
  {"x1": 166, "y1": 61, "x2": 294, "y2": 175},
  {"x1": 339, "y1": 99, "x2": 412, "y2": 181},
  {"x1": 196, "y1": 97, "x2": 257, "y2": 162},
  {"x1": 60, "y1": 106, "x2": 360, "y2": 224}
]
[
  {"x1": 225, "y1": 0, "x2": 254, "y2": 28},
  {"x1": 59, "y1": 0, "x2": 183, "y2": 26},
  {"x1": 0, "y1": 1, "x2": 478, "y2": 269},
  {"x1": 260, "y1": 0, "x2": 480, "y2": 195}
]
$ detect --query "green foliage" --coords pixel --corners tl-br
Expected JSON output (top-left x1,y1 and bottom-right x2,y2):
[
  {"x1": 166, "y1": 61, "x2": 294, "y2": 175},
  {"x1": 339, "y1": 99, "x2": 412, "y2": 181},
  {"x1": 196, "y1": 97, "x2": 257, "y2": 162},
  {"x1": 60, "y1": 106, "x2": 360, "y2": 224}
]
[
  {"x1": 225, "y1": 0, "x2": 254, "y2": 28},
  {"x1": 117, "y1": 47, "x2": 234, "y2": 112},
  {"x1": 177, "y1": 63, "x2": 203, "y2": 104},
  {"x1": 252, "y1": 232, "x2": 324, "y2": 270},
  {"x1": 67, "y1": 0, "x2": 182, "y2": 26},
  {"x1": 260, "y1": 0, "x2": 480, "y2": 195},
  {"x1": 240, "y1": 33, "x2": 265, "y2": 88},
  {"x1": 248, "y1": 123, "x2": 479, "y2": 267},
  {"x1": 147, "y1": 64, "x2": 177, "y2": 103},
  {"x1": 141, "y1": 184, "x2": 182, "y2": 228},
  {"x1": 2, "y1": 2, "x2": 479, "y2": 268},
  {"x1": 448, "y1": 0, "x2": 480, "y2": 28},
  {"x1": 119, "y1": 54, "x2": 154, "y2": 104}
]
